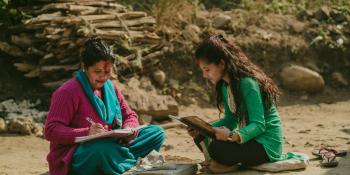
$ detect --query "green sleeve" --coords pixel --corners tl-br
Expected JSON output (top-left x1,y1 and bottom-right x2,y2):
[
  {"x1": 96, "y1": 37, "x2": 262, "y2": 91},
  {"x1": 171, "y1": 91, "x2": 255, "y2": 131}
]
[
  {"x1": 237, "y1": 78, "x2": 266, "y2": 143},
  {"x1": 211, "y1": 119, "x2": 224, "y2": 127}
]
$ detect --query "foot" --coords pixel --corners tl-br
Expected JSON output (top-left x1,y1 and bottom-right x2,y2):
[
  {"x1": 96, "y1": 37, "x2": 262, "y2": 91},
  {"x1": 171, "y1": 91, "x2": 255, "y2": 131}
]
[{"x1": 206, "y1": 160, "x2": 238, "y2": 174}]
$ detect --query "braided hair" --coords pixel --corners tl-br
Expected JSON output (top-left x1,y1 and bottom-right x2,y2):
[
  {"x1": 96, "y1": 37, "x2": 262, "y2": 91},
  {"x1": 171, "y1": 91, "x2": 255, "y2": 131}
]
[
  {"x1": 195, "y1": 35, "x2": 280, "y2": 121},
  {"x1": 81, "y1": 37, "x2": 114, "y2": 67}
]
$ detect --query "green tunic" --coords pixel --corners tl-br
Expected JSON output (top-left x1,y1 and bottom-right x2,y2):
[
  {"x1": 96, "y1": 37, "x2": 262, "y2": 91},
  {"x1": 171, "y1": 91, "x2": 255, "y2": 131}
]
[{"x1": 212, "y1": 77, "x2": 283, "y2": 161}]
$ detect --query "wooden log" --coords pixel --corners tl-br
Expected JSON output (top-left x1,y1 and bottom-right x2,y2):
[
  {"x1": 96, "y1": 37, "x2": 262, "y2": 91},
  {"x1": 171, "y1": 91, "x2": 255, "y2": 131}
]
[
  {"x1": 24, "y1": 11, "x2": 63, "y2": 24},
  {"x1": 14, "y1": 63, "x2": 36, "y2": 72},
  {"x1": 62, "y1": 12, "x2": 147, "y2": 24},
  {"x1": 40, "y1": 64, "x2": 80, "y2": 75},
  {"x1": 0, "y1": 41, "x2": 24, "y2": 57},
  {"x1": 36, "y1": 0, "x2": 116, "y2": 2},
  {"x1": 26, "y1": 47, "x2": 45, "y2": 56},
  {"x1": 24, "y1": 68, "x2": 40, "y2": 78},
  {"x1": 70, "y1": 1, "x2": 126, "y2": 9},
  {"x1": 11, "y1": 34, "x2": 34, "y2": 49},
  {"x1": 44, "y1": 27, "x2": 65, "y2": 35},
  {"x1": 94, "y1": 29, "x2": 161, "y2": 42},
  {"x1": 42, "y1": 78, "x2": 70, "y2": 88},
  {"x1": 41, "y1": 4, "x2": 97, "y2": 13},
  {"x1": 92, "y1": 16, "x2": 156, "y2": 28},
  {"x1": 102, "y1": 10, "x2": 147, "y2": 19}
]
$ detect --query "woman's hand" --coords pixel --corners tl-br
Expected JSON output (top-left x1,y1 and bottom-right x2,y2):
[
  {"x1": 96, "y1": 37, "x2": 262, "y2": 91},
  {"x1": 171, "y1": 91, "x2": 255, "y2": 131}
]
[
  {"x1": 120, "y1": 128, "x2": 139, "y2": 145},
  {"x1": 213, "y1": 126, "x2": 230, "y2": 141},
  {"x1": 88, "y1": 123, "x2": 108, "y2": 135},
  {"x1": 187, "y1": 127, "x2": 199, "y2": 138}
]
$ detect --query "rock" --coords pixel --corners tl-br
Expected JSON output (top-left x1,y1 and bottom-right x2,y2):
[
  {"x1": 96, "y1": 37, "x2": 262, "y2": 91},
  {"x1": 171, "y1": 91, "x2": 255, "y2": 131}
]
[
  {"x1": 280, "y1": 65, "x2": 325, "y2": 93},
  {"x1": 331, "y1": 72, "x2": 348, "y2": 87},
  {"x1": 195, "y1": 11, "x2": 210, "y2": 27},
  {"x1": 212, "y1": 14, "x2": 231, "y2": 29},
  {"x1": 0, "y1": 118, "x2": 6, "y2": 133},
  {"x1": 330, "y1": 9, "x2": 348, "y2": 23},
  {"x1": 139, "y1": 77, "x2": 156, "y2": 92},
  {"x1": 7, "y1": 117, "x2": 35, "y2": 135},
  {"x1": 289, "y1": 21, "x2": 306, "y2": 33},
  {"x1": 297, "y1": 10, "x2": 313, "y2": 20},
  {"x1": 33, "y1": 123, "x2": 44, "y2": 137},
  {"x1": 119, "y1": 77, "x2": 179, "y2": 121},
  {"x1": 314, "y1": 6, "x2": 330, "y2": 21},
  {"x1": 138, "y1": 114, "x2": 153, "y2": 125},
  {"x1": 183, "y1": 24, "x2": 201, "y2": 43},
  {"x1": 152, "y1": 70, "x2": 166, "y2": 86}
]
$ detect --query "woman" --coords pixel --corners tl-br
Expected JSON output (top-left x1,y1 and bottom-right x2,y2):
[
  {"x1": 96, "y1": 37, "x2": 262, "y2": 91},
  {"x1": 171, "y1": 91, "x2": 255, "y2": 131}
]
[
  {"x1": 188, "y1": 34, "x2": 285, "y2": 173},
  {"x1": 44, "y1": 37, "x2": 165, "y2": 175}
]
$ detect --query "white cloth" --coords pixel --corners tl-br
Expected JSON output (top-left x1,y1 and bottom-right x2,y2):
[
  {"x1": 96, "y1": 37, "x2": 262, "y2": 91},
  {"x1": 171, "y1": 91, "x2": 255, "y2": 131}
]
[{"x1": 250, "y1": 152, "x2": 309, "y2": 172}]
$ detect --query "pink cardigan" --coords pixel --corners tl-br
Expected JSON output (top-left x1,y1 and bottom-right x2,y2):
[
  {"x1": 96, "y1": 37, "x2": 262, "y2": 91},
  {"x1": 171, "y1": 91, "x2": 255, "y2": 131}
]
[{"x1": 44, "y1": 78, "x2": 139, "y2": 175}]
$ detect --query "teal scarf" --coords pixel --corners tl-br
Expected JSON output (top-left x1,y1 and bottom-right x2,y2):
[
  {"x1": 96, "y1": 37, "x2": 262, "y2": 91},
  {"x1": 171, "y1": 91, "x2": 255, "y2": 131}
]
[{"x1": 76, "y1": 69, "x2": 122, "y2": 126}]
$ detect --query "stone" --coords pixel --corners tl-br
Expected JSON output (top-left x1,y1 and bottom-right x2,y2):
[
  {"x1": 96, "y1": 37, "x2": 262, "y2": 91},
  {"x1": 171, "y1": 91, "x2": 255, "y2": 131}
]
[
  {"x1": 280, "y1": 65, "x2": 325, "y2": 93},
  {"x1": 330, "y1": 9, "x2": 348, "y2": 23},
  {"x1": 7, "y1": 117, "x2": 35, "y2": 135},
  {"x1": 0, "y1": 118, "x2": 6, "y2": 133},
  {"x1": 152, "y1": 70, "x2": 166, "y2": 86},
  {"x1": 118, "y1": 77, "x2": 179, "y2": 120},
  {"x1": 183, "y1": 24, "x2": 201, "y2": 43},
  {"x1": 314, "y1": 6, "x2": 330, "y2": 21},
  {"x1": 195, "y1": 11, "x2": 210, "y2": 27},
  {"x1": 138, "y1": 114, "x2": 153, "y2": 125},
  {"x1": 212, "y1": 14, "x2": 231, "y2": 29}
]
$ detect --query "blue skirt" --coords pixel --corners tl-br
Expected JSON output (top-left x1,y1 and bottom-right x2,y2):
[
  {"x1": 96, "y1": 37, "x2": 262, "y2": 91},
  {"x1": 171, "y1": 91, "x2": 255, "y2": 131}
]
[{"x1": 69, "y1": 125, "x2": 165, "y2": 175}]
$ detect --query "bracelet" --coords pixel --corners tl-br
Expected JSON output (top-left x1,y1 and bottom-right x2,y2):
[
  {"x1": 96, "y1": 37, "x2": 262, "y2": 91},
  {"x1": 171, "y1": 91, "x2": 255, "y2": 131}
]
[{"x1": 227, "y1": 131, "x2": 234, "y2": 142}]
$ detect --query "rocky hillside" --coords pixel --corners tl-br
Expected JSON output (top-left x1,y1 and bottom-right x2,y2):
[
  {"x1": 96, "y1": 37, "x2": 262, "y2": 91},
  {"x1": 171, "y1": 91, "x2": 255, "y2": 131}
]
[{"x1": 1, "y1": 1, "x2": 350, "y2": 114}]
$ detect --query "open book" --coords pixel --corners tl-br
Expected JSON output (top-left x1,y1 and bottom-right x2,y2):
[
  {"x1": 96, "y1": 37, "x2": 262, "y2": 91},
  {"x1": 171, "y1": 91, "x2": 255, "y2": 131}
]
[
  {"x1": 75, "y1": 125, "x2": 146, "y2": 143},
  {"x1": 169, "y1": 115, "x2": 216, "y2": 138}
]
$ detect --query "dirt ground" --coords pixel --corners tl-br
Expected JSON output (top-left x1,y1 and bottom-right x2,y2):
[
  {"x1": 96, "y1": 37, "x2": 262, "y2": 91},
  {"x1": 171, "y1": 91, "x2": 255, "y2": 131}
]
[{"x1": 1, "y1": 93, "x2": 350, "y2": 175}]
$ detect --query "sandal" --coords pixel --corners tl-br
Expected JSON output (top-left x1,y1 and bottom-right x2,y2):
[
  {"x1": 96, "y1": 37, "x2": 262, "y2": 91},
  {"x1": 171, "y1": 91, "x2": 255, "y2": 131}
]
[
  {"x1": 205, "y1": 160, "x2": 238, "y2": 174},
  {"x1": 320, "y1": 152, "x2": 338, "y2": 168},
  {"x1": 312, "y1": 147, "x2": 347, "y2": 159}
]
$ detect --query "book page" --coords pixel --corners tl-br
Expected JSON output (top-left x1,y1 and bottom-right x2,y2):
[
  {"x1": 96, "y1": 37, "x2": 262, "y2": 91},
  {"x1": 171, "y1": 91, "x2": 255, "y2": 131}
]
[{"x1": 75, "y1": 125, "x2": 148, "y2": 143}]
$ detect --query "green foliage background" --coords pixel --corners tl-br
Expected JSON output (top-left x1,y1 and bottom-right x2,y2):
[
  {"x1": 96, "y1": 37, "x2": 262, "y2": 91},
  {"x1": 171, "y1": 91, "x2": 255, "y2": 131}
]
[{"x1": 0, "y1": 0, "x2": 29, "y2": 27}]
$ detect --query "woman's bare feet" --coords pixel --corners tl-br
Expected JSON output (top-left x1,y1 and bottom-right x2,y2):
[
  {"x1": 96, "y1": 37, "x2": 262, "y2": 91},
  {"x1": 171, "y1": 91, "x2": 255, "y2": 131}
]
[{"x1": 206, "y1": 160, "x2": 238, "y2": 174}]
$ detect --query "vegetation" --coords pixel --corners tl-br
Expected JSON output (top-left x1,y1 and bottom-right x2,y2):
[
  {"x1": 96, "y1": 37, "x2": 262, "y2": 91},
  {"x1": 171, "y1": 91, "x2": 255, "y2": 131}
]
[
  {"x1": 239, "y1": 0, "x2": 350, "y2": 15},
  {"x1": 0, "y1": 0, "x2": 29, "y2": 26}
]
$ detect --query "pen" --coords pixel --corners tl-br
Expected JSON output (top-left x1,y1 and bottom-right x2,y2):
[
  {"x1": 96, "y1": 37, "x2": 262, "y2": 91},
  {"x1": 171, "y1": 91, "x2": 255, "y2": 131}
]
[{"x1": 86, "y1": 117, "x2": 95, "y2": 125}]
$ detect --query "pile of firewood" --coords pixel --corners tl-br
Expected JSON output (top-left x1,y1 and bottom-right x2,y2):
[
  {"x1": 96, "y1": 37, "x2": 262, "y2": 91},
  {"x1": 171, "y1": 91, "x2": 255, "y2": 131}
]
[{"x1": 0, "y1": 0, "x2": 165, "y2": 88}]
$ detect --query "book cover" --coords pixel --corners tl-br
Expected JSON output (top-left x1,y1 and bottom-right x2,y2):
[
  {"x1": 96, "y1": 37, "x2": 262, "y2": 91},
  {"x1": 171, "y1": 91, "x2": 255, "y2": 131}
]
[{"x1": 169, "y1": 115, "x2": 216, "y2": 138}]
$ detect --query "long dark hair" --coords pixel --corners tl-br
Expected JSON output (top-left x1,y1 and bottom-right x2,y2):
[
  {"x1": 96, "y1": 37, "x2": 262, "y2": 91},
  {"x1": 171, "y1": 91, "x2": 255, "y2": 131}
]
[{"x1": 195, "y1": 35, "x2": 280, "y2": 119}]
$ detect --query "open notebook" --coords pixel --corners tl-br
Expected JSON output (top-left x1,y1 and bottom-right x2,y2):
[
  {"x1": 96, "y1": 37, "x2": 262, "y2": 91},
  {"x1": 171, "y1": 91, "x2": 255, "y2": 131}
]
[
  {"x1": 75, "y1": 125, "x2": 147, "y2": 143},
  {"x1": 169, "y1": 115, "x2": 216, "y2": 138}
]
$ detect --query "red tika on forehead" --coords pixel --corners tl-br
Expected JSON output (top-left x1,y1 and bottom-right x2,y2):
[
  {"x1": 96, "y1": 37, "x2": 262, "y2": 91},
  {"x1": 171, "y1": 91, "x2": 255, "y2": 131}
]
[{"x1": 103, "y1": 61, "x2": 112, "y2": 69}]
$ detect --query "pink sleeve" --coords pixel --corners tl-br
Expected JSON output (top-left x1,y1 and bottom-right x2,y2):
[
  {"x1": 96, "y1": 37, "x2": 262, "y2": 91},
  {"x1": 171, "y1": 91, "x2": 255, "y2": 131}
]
[
  {"x1": 44, "y1": 89, "x2": 89, "y2": 144},
  {"x1": 114, "y1": 85, "x2": 139, "y2": 128}
]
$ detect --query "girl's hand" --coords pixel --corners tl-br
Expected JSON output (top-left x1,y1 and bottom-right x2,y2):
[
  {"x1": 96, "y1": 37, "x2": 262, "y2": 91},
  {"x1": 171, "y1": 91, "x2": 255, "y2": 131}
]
[
  {"x1": 88, "y1": 123, "x2": 108, "y2": 135},
  {"x1": 187, "y1": 127, "x2": 199, "y2": 138},
  {"x1": 213, "y1": 126, "x2": 230, "y2": 141}
]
